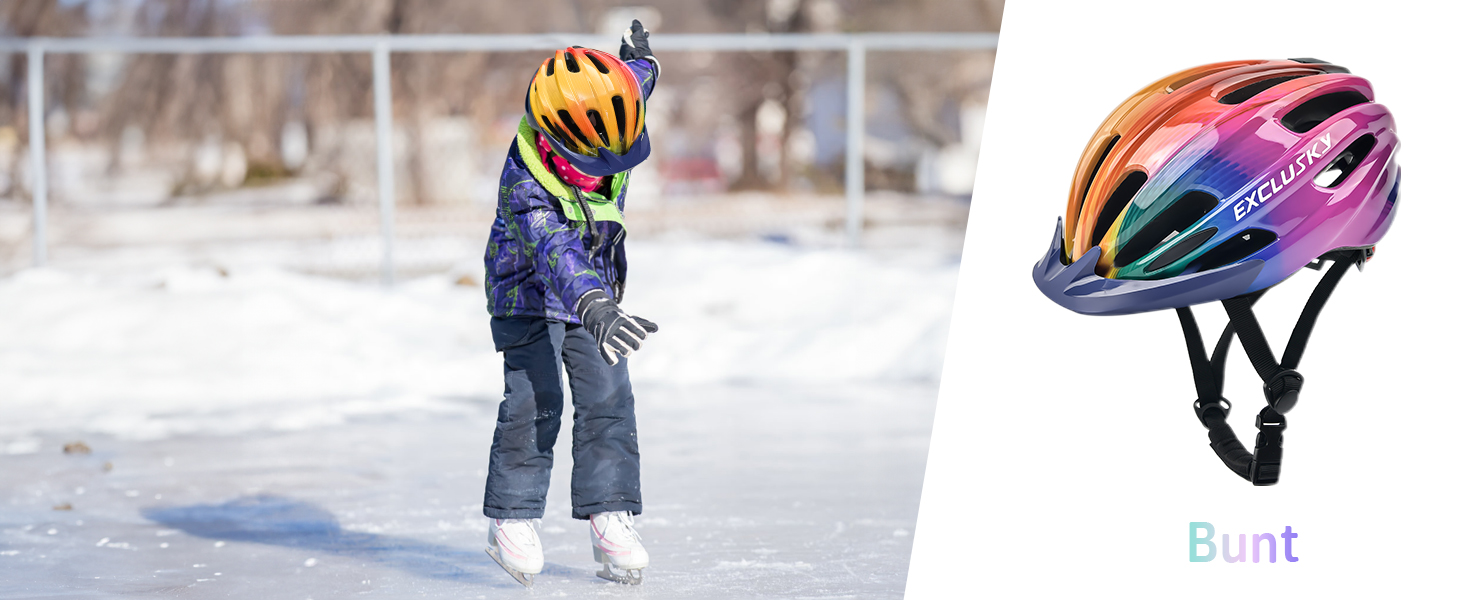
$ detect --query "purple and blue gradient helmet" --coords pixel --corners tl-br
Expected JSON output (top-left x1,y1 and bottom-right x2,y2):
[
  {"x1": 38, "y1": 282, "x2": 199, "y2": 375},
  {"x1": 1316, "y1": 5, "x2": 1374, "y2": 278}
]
[
  {"x1": 1031, "y1": 59, "x2": 1401, "y2": 485},
  {"x1": 1034, "y1": 58, "x2": 1398, "y2": 315}
]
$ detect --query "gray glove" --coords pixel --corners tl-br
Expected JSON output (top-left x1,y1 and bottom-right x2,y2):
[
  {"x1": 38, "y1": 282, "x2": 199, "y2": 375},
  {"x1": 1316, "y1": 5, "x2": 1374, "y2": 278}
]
[
  {"x1": 575, "y1": 289, "x2": 658, "y2": 366},
  {"x1": 620, "y1": 19, "x2": 654, "y2": 62}
]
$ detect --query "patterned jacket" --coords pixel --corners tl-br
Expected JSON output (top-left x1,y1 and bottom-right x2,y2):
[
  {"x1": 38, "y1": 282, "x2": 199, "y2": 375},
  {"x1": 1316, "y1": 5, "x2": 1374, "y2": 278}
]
[{"x1": 484, "y1": 58, "x2": 658, "y2": 323}]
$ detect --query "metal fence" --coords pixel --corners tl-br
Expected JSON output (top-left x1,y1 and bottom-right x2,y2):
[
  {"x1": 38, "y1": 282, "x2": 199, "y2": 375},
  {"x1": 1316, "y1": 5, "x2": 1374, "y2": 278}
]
[{"x1": 0, "y1": 32, "x2": 998, "y2": 284}]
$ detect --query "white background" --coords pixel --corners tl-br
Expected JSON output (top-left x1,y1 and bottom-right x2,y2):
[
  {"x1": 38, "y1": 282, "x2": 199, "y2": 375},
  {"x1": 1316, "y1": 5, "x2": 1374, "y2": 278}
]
[{"x1": 907, "y1": 1, "x2": 1462, "y2": 597}]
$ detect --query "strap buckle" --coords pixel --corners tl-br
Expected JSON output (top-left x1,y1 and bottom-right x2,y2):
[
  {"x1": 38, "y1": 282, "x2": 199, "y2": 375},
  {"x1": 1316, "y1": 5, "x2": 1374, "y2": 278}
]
[
  {"x1": 1193, "y1": 397, "x2": 1231, "y2": 427},
  {"x1": 1262, "y1": 369, "x2": 1304, "y2": 413},
  {"x1": 1247, "y1": 408, "x2": 1287, "y2": 486}
]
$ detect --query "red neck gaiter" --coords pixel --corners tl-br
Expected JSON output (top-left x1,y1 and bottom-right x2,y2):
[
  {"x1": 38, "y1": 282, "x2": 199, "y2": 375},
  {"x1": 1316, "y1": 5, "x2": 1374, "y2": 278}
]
[{"x1": 534, "y1": 132, "x2": 605, "y2": 195}]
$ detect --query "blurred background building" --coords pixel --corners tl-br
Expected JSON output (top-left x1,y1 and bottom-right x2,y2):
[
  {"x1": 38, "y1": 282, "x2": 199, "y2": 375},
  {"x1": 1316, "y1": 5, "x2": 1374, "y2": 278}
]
[{"x1": 0, "y1": 0, "x2": 1000, "y2": 278}]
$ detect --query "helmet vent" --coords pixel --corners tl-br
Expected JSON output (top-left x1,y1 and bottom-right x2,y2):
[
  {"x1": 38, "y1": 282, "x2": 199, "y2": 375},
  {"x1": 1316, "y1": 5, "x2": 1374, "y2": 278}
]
[
  {"x1": 585, "y1": 52, "x2": 612, "y2": 74},
  {"x1": 556, "y1": 109, "x2": 594, "y2": 148},
  {"x1": 564, "y1": 52, "x2": 581, "y2": 73},
  {"x1": 1168, "y1": 70, "x2": 1223, "y2": 93},
  {"x1": 1281, "y1": 91, "x2": 1369, "y2": 133},
  {"x1": 541, "y1": 116, "x2": 572, "y2": 151},
  {"x1": 587, "y1": 110, "x2": 611, "y2": 146},
  {"x1": 1113, "y1": 190, "x2": 1219, "y2": 269},
  {"x1": 1288, "y1": 58, "x2": 1351, "y2": 73},
  {"x1": 1078, "y1": 136, "x2": 1121, "y2": 218},
  {"x1": 1191, "y1": 228, "x2": 1278, "y2": 273},
  {"x1": 1218, "y1": 75, "x2": 1309, "y2": 105},
  {"x1": 1090, "y1": 170, "x2": 1146, "y2": 247},
  {"x1": 612, "y1": 95, "x2": 628, "y2": 140},
  {"x1": 1314, "y1": 134, "x2": 1377, "y2": 187},
  {"x1": 1145, "y1": 227, "x2": 1218, "y2": 273}
]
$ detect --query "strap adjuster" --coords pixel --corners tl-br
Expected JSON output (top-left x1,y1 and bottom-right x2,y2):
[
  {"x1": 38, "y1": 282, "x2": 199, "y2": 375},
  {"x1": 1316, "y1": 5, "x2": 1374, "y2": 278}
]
[
  {"x1": 1262, "y1": 369, "x2": 1304, "y2": 413},
  {"x1": 1193, "y1": 397, "x2": 1231, "y2": 427},
  {"x1": 1247, "y1": 408, "x2": 1287, "y2": 486}
]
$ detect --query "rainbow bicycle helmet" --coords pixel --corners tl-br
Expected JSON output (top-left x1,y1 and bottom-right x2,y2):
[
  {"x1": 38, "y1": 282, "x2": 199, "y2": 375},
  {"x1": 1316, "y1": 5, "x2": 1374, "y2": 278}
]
[
  {"x1": 525, "y1": 46, "x2": 651, "y2": 177},
  {"x1": 1032, "y1": 58, "x2": 1400, "y2": 485}
]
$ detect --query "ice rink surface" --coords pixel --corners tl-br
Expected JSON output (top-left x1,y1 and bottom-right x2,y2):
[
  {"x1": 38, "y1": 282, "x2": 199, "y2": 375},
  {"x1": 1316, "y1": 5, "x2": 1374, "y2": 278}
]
[{"x1": 0, "y1": 238, "x2": 956, "y2": 598}]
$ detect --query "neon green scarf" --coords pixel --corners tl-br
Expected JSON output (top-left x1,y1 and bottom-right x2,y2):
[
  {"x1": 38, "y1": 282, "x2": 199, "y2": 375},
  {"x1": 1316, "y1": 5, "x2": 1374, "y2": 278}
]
[{"x1": 515, "y1": 117, "x2": 628, "y2": 225}]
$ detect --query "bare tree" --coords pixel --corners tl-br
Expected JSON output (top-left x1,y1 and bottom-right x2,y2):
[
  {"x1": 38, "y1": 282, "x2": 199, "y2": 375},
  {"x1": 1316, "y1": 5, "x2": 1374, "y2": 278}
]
[{"x1": 0, "y1": 0, "x2": 88, "y2": 201}]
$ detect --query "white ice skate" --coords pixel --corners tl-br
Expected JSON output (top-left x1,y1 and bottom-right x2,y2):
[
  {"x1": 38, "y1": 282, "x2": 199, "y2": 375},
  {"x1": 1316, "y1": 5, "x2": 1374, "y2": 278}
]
[
  {"x1": 486, "y1": 518, "x2": 543, "y2": 587},
  {"x1": 589, "y1": 511, "x2": 649, "y2": 584}
]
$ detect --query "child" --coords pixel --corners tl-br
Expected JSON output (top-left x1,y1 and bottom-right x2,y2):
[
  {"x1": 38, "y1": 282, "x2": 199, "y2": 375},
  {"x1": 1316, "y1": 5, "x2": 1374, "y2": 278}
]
[{"x1": 481, "y1": 21, "x2": 660, "y2": 587}]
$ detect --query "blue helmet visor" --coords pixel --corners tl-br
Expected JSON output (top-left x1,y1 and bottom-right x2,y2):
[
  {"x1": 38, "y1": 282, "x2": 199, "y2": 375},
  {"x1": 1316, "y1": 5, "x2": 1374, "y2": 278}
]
[{"x1": 525, "y1": 94, "x2": 652, "y2": 177}]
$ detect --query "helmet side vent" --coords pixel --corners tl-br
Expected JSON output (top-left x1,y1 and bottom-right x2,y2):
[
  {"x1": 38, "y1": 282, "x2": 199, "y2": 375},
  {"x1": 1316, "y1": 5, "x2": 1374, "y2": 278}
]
[
  {"x1": 540, "y1": 115, "x2": 571, "y2": 149},
  {"x1": 612, "y1": 95, "x2": 628, "y2": 140},
  {"x1": 1219, "y1": 75, "x2": 1309, "y2": 105},
  {"x1": 1287, "y1": 58, "x2": 1351, "y2": 73},
  {"x1": 564, "y1": 52, "x2": 581, "y2": 73},
  {"x1": 587, "y1": 110, "x2": 611, "y2": 146},
  {"x1": 585, "y1": 51, "x2": 612, "y2": 74},
  {"x1": 1314, "y1": 134, "x2": 1377, "y2": 187},
  {"x1": 1113, "y1": 191, "x2": 1220, "y2": 269},
  {"x1": 1145, "y1": 227, "x2": 1218, "y2": 273},
  {"x1": 1191, "y1": 228, "x2": 1278, "y2": 273},
  {"x1": 1090, "y1": 170, "x2": 1146, "y2": 247},
  {"x1": 556, "y1": 110, "x2": 595, "y2": 147},
  {"x1": 1078, "y1": 136, "x2": 1121, "y2": 216},
  {"x1": 1280, "y1": 91, "x2": 1369, "y2": 133}
]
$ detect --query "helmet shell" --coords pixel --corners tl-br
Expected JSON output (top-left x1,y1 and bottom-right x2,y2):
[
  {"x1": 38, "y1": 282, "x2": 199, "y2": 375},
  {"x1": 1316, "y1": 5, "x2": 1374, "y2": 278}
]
[
  {"x1": 526, "y1": 47, "x2": 650, "y2": 176},
  {"x1": 1038, "y1": 59, "x2": 1400, "y2": 315}
]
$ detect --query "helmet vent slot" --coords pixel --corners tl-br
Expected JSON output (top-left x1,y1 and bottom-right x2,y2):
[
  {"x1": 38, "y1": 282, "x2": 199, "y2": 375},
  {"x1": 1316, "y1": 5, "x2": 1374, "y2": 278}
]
[
  {"x1": 1145, "y1": 227, "x2": 1218, "y2": 273},
  {"x1": 1288, "y1": 58, "x2": 1351, "y2": 73},
  {"x1": 1314, "y1": 134, "x2": 1377, "y2": 188},
  {"x1": 587, "y1": 110, "x2": 610, "y2": 146},
  {"x1": 564, "y1": 52, "x2": 581, "y2": 73},
  {"x1": 1167, "y1": 69, "x2": 1224, "y2": 93},
  {"x1": 540, "y1": 115, "x2": 570, "y2": 149},
  {"x1": 1191, "y1": 228, "x2": 1278, "y2": 273},
  {"x1": 585, "y1": 51, "x2": 612, "y2": 74},
  {"x1": 612, "y1": 96, "x2": 628, "y2": 140},
  {"x1": 545, "y1": 59, "x2": 555, "y2": 77},
  {"x1": 556, "y1": 110, "x2": 594, "y2": 148},
  {"x1": 1078, "y1": 136, "x2": 1120, "y2": 217},
  {"x1": 1090, "y1": 170, "x2": 1146, "y2": 248},
  {"x1": 1281, "y1": 91, "x2": 1369, "y2": 133},
  {"x1": 1113, "y1": 191, "x2": 1219, "y2": 269},
  {"x1": 1218, "y1": 75, "x2": 1309, "y2": 105}
]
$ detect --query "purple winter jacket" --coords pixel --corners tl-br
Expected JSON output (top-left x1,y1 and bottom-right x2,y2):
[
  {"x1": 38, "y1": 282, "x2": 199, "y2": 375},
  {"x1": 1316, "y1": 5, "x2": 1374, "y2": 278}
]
[{"x1": 483, "y1": 58, "x2": 658, "y2": 323}]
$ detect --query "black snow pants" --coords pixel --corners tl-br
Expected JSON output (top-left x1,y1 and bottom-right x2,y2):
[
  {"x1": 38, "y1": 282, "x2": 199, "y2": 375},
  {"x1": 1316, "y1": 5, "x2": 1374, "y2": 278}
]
[{"x1": 483, "y1": 317, "x2": 642, "y2": 520}]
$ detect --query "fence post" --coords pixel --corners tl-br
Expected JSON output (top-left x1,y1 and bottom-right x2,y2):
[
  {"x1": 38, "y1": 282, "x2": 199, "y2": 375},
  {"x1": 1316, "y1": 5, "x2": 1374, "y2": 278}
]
[
  {"x1": 844, "y1": 40, "x2": 865, "y2": 247},
  {"x1": 372, "y1": 40, "x2": 396, "y2": 286},
  {"x1": 27, "y1": 42, "x2": 47, "y2": 267}
]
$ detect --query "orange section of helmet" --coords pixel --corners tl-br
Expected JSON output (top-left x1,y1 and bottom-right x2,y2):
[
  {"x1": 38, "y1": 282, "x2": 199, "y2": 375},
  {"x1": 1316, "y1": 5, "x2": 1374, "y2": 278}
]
[
  {"x1": 1064, "y1": 60, "x2": 1261, "y2": 263},
  {"x1": 528, "y1": 47, "x2": 645, "y2": 157}
]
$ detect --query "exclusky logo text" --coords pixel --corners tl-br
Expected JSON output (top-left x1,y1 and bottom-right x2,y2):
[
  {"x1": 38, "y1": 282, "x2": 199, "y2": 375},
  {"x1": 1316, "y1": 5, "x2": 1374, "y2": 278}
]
[{"x1": 1233, "y1": 133, "x2": 1333, "y2": 220}]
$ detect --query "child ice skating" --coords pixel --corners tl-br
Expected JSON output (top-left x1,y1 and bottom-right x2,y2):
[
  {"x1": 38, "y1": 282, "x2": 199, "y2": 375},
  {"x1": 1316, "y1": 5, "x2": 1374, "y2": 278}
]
[{"x1": 481, "y1": 21, "x2": 660, "y2": 587}]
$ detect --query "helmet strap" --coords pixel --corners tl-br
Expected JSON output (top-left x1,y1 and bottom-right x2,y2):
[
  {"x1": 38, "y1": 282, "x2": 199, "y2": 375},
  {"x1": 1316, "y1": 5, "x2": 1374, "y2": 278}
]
[{"x1": 1177, "y1": 248, "x2": 1367, "y2": 485}]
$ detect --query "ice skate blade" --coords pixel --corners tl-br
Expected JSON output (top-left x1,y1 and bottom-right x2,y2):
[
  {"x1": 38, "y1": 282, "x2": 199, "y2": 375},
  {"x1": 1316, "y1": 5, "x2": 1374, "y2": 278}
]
[
  {"x1": 485, "y1": 546, "x2": 535, "y2": 588},
  {"x1": 596, "y1": 563, "x2": 643, "y2": 585}
]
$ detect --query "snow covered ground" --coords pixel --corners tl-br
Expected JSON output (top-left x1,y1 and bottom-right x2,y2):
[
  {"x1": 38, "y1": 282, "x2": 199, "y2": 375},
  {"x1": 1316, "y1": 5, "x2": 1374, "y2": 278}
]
[{"x1": 0, "y1": 238, "x2": 957, "y2": 598}]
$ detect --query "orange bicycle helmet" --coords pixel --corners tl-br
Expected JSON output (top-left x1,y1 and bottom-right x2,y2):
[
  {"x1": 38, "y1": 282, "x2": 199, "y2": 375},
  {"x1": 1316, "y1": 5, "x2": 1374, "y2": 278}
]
[{"x1": 525, "y1": 46, "x2": 650, "y2": 176}]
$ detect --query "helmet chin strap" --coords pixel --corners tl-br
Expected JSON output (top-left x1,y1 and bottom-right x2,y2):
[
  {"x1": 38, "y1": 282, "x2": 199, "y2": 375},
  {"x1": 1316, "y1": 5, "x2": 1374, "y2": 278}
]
[{"x1": 1176, "y1": 248, "x2": 1367, "y2": 485}]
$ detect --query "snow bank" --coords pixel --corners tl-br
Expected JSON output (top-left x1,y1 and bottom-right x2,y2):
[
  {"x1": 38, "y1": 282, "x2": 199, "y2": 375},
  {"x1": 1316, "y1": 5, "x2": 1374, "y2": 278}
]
[{"x1": 0, "y1": 239, "x2": 957, "y2": 441}]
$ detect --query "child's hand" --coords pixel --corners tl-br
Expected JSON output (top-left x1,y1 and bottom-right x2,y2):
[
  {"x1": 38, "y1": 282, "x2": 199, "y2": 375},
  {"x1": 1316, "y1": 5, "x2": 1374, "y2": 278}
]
[
  {"x1": 574, "y1": 290, "x2": 659, "y2": 366},
  {"x1": 620, "y1": 19, "x2": 654, "y2": 62}
]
